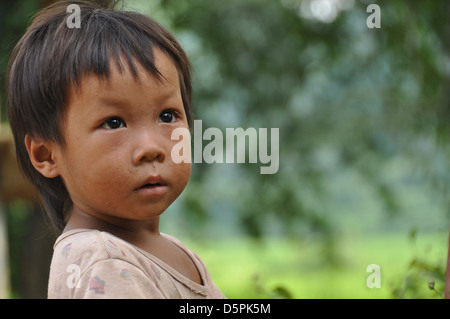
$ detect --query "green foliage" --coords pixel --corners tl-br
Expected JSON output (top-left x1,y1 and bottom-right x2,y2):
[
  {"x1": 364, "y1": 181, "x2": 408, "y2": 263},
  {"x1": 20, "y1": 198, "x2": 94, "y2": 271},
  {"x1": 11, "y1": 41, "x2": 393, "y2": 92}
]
[
  {"x1": 189, "y1": 231, "x2": 447, "y2": 298},
  {"x1": 5, "y1": 200, "x2": 31, "y2": 297},
  {"x1": 253, "y1": 274, "x2": 294, "y2": 299},
  {"x1": 390, "y1": 229, "x2": 446, "y2": 299},
  {"x1": 0, "y1": 0, "x2": 40, "y2": 122}
]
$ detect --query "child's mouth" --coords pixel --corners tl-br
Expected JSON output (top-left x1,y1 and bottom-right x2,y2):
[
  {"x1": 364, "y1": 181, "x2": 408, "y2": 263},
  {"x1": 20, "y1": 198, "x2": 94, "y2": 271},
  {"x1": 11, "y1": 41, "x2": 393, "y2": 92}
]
[
  {"x1": 139, "y1": 183, "x2": 163, "y2": 189},
  {"x1": 135, "y1": 176, "x2": 167, "y2": 197}
]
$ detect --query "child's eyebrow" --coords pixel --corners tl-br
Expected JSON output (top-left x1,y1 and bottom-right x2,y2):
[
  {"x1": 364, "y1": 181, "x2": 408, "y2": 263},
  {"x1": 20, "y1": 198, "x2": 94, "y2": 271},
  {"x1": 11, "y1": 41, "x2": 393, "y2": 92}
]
[
  {"x1": 83, "y1": 97, "x2": 129, "y2": 115},
  {"x1": 97, "y1": 96, "x2": 130, "y2": 108},
  {"x1": 95, "y1": 91, "x2": 181, "y2": 110}
]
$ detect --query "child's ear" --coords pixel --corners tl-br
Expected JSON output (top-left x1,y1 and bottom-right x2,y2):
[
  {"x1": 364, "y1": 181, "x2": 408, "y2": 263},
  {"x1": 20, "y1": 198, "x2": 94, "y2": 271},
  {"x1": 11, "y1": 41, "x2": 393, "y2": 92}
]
[{"x1": 24, "y1": 134, "x2": 60, "y2": 178}]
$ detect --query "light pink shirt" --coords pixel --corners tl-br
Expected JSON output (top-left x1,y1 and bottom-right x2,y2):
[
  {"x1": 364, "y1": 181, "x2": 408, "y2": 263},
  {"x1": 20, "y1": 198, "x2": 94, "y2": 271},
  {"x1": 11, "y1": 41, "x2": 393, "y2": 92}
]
[{"x1": 48, "y1": 229, "x2": 226, "y2": 299}]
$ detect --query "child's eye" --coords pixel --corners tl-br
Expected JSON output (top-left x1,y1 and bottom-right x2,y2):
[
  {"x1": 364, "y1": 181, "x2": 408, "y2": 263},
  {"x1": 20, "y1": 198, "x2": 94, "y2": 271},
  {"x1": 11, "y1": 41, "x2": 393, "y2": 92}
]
[
  {"x1": 102, "y1": 117, "x2": 126, "y2": 130},
  {"x1": 159, "y1": 110, "x2": 179, "y2": 123}
]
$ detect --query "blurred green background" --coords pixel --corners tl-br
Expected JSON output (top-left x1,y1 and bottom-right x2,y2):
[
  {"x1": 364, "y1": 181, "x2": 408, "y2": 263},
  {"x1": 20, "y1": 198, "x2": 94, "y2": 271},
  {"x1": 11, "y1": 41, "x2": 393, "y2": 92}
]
[{"x1": 0, "y1": 0, "x2": 449, "y2": 298}]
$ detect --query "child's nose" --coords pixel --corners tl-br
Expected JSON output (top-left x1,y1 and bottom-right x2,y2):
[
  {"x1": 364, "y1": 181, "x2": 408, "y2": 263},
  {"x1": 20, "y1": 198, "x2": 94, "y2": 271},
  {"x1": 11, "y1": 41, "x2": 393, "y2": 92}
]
[{"x1": 132, "y1": 129, "x2": 166, "y2": 166}]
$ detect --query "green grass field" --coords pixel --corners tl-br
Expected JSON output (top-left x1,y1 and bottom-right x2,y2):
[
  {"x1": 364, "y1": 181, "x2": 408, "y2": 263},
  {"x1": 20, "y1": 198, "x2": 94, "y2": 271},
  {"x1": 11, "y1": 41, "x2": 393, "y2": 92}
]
[{"x1": 186, "y1": 230, "x2": 448, "y2": 299}]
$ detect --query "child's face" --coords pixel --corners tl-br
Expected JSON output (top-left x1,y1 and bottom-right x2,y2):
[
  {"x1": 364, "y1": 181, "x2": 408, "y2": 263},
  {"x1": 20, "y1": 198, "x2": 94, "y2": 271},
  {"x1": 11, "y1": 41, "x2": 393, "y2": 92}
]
[{"x1": 52, "y1": 49, "x2": 191, "y2": 225}]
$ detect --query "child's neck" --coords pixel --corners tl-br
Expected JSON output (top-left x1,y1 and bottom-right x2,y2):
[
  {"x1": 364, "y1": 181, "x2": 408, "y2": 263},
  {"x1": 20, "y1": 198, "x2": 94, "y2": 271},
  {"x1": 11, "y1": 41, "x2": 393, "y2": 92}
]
[{"x1": 64, "y1": 206, "x2": 161, "y2": 241}]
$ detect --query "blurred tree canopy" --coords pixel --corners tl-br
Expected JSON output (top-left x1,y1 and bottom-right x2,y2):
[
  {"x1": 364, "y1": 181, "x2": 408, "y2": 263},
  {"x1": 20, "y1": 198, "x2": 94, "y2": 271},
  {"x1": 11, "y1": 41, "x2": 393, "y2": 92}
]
[{"x1": 1, "y1": 0, "x2": 450, "y2": 247}]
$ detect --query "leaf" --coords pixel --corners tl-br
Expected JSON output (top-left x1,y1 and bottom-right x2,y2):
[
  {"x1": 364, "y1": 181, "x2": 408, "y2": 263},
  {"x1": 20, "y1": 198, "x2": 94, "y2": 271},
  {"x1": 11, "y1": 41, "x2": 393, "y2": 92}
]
[{"x1": 271, "y1": 286, "x2": 293, "y2": 299}]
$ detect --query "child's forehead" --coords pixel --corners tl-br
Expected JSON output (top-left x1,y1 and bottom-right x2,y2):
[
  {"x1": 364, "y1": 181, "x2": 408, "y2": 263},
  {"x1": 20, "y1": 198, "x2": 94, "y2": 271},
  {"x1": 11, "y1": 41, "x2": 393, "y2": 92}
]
[{"x1": 67, "y1": 50, "x2": 181, "y2": 104}]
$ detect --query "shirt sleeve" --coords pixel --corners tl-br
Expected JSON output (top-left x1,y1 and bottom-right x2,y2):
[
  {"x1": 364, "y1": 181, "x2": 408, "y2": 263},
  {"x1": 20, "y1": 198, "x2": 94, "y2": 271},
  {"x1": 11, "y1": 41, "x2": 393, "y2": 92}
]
[{"x1": 72, "y1": 259, "x2": 165, "y2": 299}]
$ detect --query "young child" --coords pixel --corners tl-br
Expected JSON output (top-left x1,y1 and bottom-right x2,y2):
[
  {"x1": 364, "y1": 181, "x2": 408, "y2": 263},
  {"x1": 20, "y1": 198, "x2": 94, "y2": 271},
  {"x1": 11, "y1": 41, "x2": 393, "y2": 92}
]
[{"x1": 7, "y1": 0, "x2": 225, "y2": 299}]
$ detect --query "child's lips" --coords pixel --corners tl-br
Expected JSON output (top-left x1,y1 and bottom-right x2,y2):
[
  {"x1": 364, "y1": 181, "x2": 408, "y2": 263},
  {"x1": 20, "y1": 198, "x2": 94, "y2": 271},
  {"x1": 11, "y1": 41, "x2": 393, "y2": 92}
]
[{"x1": 134, "y1": 175, "x2": 167, "y2": 197}]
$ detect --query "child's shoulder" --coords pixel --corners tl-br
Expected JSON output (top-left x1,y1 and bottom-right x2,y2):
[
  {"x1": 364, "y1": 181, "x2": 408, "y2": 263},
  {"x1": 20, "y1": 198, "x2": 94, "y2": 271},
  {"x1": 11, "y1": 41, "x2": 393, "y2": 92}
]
[
  {"x1": 52, "y1": 229, "x2": 144, "y2": 269},
  {"x1": 49, "y1": 229, "x2": 167, "y2": 298}
]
